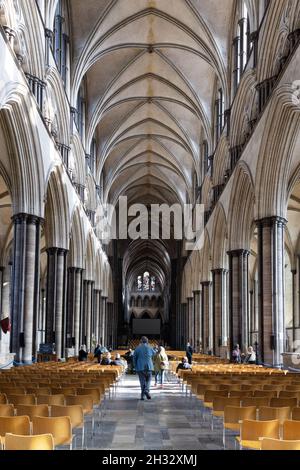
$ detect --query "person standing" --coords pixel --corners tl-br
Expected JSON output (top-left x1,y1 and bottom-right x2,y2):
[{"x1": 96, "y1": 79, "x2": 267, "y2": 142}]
[
  {"x1": 154, "y1": 346, "x2": 169, "y2": 387},
  {"x1": 186, "y1": 342, "x2": 194, "y2": 365},
  {"x1": 133, "y1": 336, "x2": 155, "y2": 400}
]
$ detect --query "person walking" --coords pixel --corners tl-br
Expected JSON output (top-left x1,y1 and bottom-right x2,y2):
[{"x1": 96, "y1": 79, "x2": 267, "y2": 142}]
[
  {"x1": 133, "y1": 336, "x2": 155, "y2": 400},
  {"x1": 154, "y1": 346, "x2": 169, "y2": 387}
]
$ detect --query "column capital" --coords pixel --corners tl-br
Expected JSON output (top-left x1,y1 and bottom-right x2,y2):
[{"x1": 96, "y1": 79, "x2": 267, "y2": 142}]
[
  {"x1": 193, "y1": 290, "x2": 201, "y2": 295},
  {"x1": 255, "y1": 216, "x2": 287, "y2": 228},
  {"x1": 12, "y1": 213, "x2": 44, "y2": 225},
  {"x1": 46, "y1": 247, "x2": 58, "y2": 256},
  {"x1": 212, "y1": 268, "x2": 228, "y2": 275},
  {"x1": 227, "y1": 249, "x2": 250, "y2": 258},
  {"x1": 57, "y1": 248, "x2": 68, "y2": 256},
  {"x1": 201, "y1": 281, "x2": 212, "y2": 287}
]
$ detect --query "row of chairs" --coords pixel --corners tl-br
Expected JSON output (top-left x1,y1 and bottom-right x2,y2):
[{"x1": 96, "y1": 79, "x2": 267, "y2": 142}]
[
  {"x1": 174, "y1": 360, "x2": 300, "y2": 450},
  {"x1": 0, "y1": 361, "x2": 124, "y2": 450}
]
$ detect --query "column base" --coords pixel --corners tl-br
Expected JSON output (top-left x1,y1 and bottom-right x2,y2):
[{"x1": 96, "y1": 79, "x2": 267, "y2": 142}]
[{"x1": 0, "y1": 353, "x2": 15, "y2": 369}]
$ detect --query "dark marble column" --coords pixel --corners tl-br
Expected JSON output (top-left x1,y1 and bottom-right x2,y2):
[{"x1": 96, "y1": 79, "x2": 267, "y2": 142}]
[
  {"x1": 85, "y1": 281, "x2": 94, "y2": 352},
  {"x1": 93, "y1": 290, "x2": 101, "y2": 344},
  {"x1": 295, "y1": 257, "x2": 300, "y2": 345},
  {"x1": 66, "y1": 267, "x2": 83, "y2": 355},
  {"x1": 101, "y1": 297, "x2": 107, "y2": 346},
  {"x1": 201, "y1": 282, "x2": 212, "y2": 353},
  {"x1": 193, "y1": 291, "x2": 201, "y2": 352},
  {"x1": 228, "y1": 250, "x2": 250, "y2": 353},
  {"x1": 212, "y1": 269, "x2": 227, "y2": 356},
  {"x1": 45, "y1": 248, "x2": 68, "y2": 359},
  {"x1": 256, "y1": 217, "x2": 286, "y2": 366},
  {"x1": 187, "y1": 297, "x2": 194, "y2": 345},
  {"x1": 11, "y1": 214, "x2": 42, "y2": 363}
]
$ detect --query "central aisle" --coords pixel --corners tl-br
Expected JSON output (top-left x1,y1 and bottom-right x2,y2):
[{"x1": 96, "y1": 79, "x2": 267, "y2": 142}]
[{"x1": 87, "y1": 373, "x2": 224, "y2": 450}]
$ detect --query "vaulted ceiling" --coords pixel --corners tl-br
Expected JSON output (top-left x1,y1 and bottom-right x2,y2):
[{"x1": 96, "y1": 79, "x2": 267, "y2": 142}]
[{"x1": 68, "y1": 0, "x2": 235, "y2": 288}]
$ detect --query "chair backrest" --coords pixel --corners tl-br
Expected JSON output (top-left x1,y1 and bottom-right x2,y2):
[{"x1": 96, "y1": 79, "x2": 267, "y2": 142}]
[
  {"x1": 51, "y1": 405, "x2": 84, "y2": 428},
  {"x1": 0, "y1": 416, "x2": 31, "y2": 437},
  {"x1": 4, "y1": 433, "x2": 54, "y2": 451},
  {"x1": 258, "y1": 406, "x2": 291, "y2": 424},
  {"x1": 15, "y1": 405, "x2": 49, "y2": 420},
  {"x1": 7, "y1": 395, "x2": 36, "y2": 406},
  {"x1": 260, "y1": 438, "x2": 300, "y2": 451},
  {"x1": 51, "y1": 388, "x2": 76, "y2": 396},
  {"x1": 0, "y1": 405, "x2": 14, "y2": 417},
  {"x1": 203, "y1": 390, "x2": 228, "y2": 403},
  {"x1": 241, "y1": 397, "x2": 271, "y2": 408},
  {"x1": 224, "y1": 406, "x2": 256, "y2": 424},
  {"x1": 76, "y1": 388, "x2": 100, "y2": 405},
  {"x1": 65, "y1": 395, "x2": 93, "y2": 414},
  {"x1": 37, "y1": 394, "x2": 65, "y2": 406},
  {"x1": 292, "y1": 407, "x2": 300, "y2": 421},
  {"x1": 253, "y1": 390, "x2": 278, "y2": 398},
  {"x1": 240, "y1": 419, "x2": 280, "y2": 441},
  {"x1": 229, "y1": 390, "x2": 252, "y2": 398},
  {"x1": 32, "y1": 416, "x2": 72, "y2": 446},
  {"x1": 212, "y1": 396, "x2": 241, "y2": 412},
  {"x1": 0, "y1": 394, "x2": 7, "y2": 405},
  {"x1": 270, "y1": 397, "x2": 298, "y2": 408},
  {"x1": 286, "y1": 386, "x2": 300, "y2": 392},
  {"x1": 283, "y1": 420, "x2": 300, "y2": 440}
]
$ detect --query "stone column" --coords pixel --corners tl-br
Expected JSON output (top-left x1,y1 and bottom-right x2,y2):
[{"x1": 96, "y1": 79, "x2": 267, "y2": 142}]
[
  {"x1": 182, "y1": 303, "x2": 188, "y2": 347},
  {"x1": 292, "y1": 262, "x2": 300, "y2": 344},
  {"x1": 228, "y1": 250, "x2": 250, "y2": 353},
  {"x1": 101, "y1": 297, "x2": 107, "y2": 346},
  {"x1": 201, "y1": 282, "x2": 212, "y2": 352},
  {"x1": 187, "y1": 297, "x2": 194, "y2": 345},
  {"x1": 212, "y1": 269, "x2": 227, "y2": 356},
  {"x1": 85, "y1": 281, "x2": 93, "y2": 352},
  {"x1": 98, "y1": 291, "x2": 102, "y2": 344},
  {"x1": 66, "y1": 267, "x2": 83, "y2": 355},
  {"x1": 256, "y1": 217, "x2": 286, "y2": 366},
  {"x1": 93, "y1": 290, "x2": 101, "y2": 344},
  {"x1": 193, "y1": 291, "x2": 201, "y2": 352},
  {"x1": 45, "y1": 248, "x2": 68, "y2": 359},
  {"x1": 45, "y1": 248, "x2": 57, "y2": 345},
  {"x1": 11, "y1": 214, "x2": 42, "y2": 364},
  {"x1": 55, "y1": 249, "x2": 67, "y2": 359}
]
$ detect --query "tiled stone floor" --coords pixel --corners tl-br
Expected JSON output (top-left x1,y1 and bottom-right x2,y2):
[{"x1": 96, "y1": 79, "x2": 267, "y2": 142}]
[{"x1": 78, "y1": 373, "x2": 236, "y2": 450}]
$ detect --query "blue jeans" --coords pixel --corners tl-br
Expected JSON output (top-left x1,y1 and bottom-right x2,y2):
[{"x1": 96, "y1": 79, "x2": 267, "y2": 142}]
[
  {"x1": 137, "y1": 370, "x2": 152, "y2": 398},
  {"x1": 155, "y1": 370, "x2": 165, "y2": 385}
]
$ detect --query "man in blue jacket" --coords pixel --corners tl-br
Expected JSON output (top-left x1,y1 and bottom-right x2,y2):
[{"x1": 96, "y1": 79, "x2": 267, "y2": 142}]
[{"x1": 133, "y1": 336, "x2": 155, "y2": 400}]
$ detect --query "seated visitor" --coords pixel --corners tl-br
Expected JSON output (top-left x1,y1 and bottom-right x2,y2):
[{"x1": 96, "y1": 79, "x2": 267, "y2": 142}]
[
  {"x1": 176, "y1": 356, "x2": 192, "y2": 373},
  {"x1": 78, "y1": 345, "x2": 88, "y2": 362},
  {"x1": 111, "y1": 353, "x2": 126, "y2": 367},
  {"x1": 244, "y1": 346, "x2": 256, "y2": 364},
  {"x1": 101, "y1": 352, "x2": 112, "y2": 365}
]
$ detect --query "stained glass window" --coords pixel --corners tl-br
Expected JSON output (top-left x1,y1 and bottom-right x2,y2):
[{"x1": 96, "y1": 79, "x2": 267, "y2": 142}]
[{"x1": 136, "y1": 272, "x2": 156, "y2": 292}]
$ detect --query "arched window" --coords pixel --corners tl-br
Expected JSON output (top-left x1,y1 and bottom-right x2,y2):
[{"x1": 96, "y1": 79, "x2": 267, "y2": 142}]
[
  {"x1": 136, "y1": 272, "x2": 156, "y2": 292},
  {"x1": 52, "y1": 0, "x2": 69, "y2": 86},
  {"x1": 233, "y1": 1, "x2": 251, "y2": 94}
]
